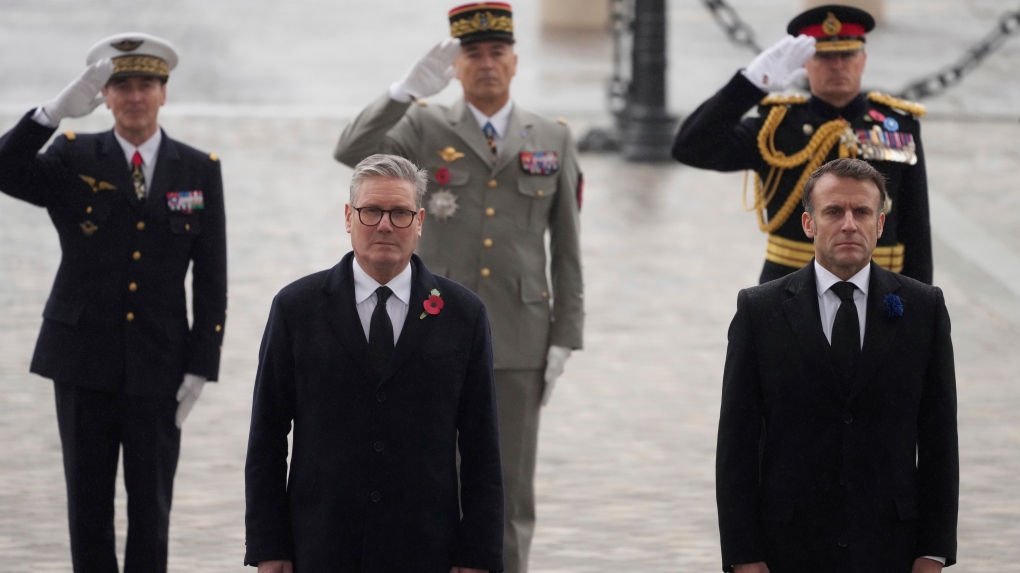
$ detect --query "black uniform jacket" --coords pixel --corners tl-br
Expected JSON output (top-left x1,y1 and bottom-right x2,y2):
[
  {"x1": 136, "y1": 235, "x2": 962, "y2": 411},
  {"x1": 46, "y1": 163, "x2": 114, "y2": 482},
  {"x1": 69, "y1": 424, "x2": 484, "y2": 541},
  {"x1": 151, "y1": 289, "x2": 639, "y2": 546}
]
[
  {"x1": 244, "y1": 253, "x2": 504, "y2": 572},
  {"x1": 716, "y1": 262, "x2": 958, "y2": 572},
  {"x1": 673, "y1": 73, "x2": 932, "y2": 285},
  {"x1": 0, "y1": 111, "x2": 227, "y2": 395}
]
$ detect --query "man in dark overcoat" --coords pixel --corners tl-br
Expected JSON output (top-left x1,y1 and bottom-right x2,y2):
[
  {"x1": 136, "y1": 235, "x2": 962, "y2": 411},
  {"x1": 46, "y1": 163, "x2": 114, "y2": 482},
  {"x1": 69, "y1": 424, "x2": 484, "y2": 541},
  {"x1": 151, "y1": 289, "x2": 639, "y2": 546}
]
[
  {"x1": 0, "y1": 33, "x2": 227, "y2": 572},
  {"x1": 716, "y1": 159, "x2": 958, "y2": 573},
  {"x1": 244, "y1": 154, "x2": 504, "y2": 573}
]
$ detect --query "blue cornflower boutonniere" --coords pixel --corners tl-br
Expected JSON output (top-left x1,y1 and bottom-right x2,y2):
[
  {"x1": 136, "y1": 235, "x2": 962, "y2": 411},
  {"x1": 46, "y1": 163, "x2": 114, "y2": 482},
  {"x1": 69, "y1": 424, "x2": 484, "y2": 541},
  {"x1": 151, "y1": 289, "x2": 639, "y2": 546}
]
[{"x1": 884, "y1": 293, "x2": 904, "y2": 318}]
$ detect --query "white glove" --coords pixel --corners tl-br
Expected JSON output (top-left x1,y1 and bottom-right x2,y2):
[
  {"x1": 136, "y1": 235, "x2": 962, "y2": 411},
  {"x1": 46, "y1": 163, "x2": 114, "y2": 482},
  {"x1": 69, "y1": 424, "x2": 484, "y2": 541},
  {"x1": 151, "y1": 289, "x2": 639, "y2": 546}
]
[
  {"x1": 389, "y1": 38, "x2": 461, "y2": 103},
  {"x1": 40, "y1": 59, "x2": 114, "y2": 123},
  {"x1": 175, "y1": 373, "x2": 207, "y2": 429},
  {"x1": 541, "y1": 345, "x2": 573, "y2": 407},
  {"x1": 740, "y1": 35, "x2": 815, "y2": 92}
]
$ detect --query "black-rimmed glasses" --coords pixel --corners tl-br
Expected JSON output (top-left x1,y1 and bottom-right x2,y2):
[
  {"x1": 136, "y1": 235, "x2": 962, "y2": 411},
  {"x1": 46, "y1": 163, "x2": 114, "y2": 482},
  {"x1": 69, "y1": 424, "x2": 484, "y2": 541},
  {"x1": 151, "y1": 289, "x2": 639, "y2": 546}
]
[{"x1": 352, "y1": 207, "x2": 418, "y2": 228}]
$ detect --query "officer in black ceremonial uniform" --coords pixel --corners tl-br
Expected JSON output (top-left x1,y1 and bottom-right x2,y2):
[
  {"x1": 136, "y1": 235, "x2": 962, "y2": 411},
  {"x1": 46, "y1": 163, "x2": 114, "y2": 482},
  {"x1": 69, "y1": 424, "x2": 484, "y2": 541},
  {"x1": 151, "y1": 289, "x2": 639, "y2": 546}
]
[
  {"x1": 0, "y1": 33, "x2": 226, "y2": 572},
  {"x1": 672, "y1": 4, "x2": 932, "y2": 285}
]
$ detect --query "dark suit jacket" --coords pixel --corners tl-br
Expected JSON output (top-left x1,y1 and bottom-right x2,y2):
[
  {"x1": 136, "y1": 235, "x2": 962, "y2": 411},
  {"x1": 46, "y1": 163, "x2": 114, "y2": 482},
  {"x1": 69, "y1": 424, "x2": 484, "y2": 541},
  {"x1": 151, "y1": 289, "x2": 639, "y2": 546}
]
[
  {"x1": 0, "y1": 111, "x2": 227, "y2": 395},
  {"x1": 244, "y1": 253, "x2": 504, "y2": 572},
  {"x1": 716, "y1": 262, "x2": 958, "y2": 572}
]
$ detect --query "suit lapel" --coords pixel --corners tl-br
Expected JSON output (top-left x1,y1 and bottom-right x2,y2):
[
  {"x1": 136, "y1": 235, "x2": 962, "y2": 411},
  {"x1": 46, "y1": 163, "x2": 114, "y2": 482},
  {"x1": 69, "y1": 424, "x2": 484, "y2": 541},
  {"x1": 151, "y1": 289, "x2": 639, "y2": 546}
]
[
  {"x1": 100, "y1": 130, "x2": 141, "y2": 212},
  {"x1": 781, "y1": 263, "x2": 843, "y2": 401},
  {"x1": 322, "y1": 254, "x2": 373, "y2": 378},
  {"x1": 379, "y1": 255, "x2": 438, "y2": 388},
  {"x1": 493, "y1": 107, "x2": 532, "y2": 175},
  {"x1": 446, "y1": 99, "x2": 498, "y2": 169},
  {"x1": 848, "y1": 263, "x2": 902, "y2": 402},
  {"x1": 147, "y1": 129, "x2": 180, "y2": 215}
]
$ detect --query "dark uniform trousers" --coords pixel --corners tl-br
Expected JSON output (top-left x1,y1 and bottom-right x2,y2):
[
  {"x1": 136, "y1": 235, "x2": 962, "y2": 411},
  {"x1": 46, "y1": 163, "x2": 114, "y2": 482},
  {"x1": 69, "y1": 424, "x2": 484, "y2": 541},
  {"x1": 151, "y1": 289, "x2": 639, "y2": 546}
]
[{"x1": 0, "y1": 111, "x2": 227, "y2": 573}]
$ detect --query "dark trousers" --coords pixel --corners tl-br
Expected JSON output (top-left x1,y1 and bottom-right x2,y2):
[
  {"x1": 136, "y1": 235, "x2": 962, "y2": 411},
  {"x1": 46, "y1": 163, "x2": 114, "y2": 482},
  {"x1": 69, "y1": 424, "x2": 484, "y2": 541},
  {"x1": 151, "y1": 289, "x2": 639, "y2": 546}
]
[{"x1": 53, "y1": 382, "x2": 181, "y2": 573}]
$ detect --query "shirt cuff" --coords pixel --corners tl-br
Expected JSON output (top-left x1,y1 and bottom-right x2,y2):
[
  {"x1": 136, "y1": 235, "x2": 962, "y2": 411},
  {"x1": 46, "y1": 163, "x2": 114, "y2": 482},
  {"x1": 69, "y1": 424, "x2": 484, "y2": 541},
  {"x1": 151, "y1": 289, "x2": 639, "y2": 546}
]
[
  {"x1": 388, "y1": 82, "x2": 413, "y2": 104},
  {"x1": 923, "y1": 556, "x2": 947, "y2": 565},
  {"x1": 31, "y1": 107, "x2": 59, "y2": 128}
]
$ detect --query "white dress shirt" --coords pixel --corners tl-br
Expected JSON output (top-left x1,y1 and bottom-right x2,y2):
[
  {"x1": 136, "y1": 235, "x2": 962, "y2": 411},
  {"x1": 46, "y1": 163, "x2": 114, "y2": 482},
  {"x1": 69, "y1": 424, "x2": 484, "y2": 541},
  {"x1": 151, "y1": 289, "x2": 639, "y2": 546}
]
[
  {"x1": 352, "y1": 258, "x2": 412, "y2": 344},
  {"x1": 466, "y1": 99, "x2": 513, "y2": 154},
  {"x1": 814, "y1": 261, "x2": 869, "y2": 347},
  {"x1": 113, "y1": 129, "x2": 162, "y2": 194}
]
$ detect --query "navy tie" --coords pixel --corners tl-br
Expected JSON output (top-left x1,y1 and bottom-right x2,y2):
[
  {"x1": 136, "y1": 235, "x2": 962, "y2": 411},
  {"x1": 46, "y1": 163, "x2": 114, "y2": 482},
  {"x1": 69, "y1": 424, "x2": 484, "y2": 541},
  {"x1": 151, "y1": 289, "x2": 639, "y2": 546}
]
[
  {"x1": 368, "y1": 286, "x2": 394, "y2": 378},
  {"x1": 483, "y1": 121, "x2": 498, "y2": 159},
  {"x1": 829, "y1": 281, "x2": 861, "y2": 391}
]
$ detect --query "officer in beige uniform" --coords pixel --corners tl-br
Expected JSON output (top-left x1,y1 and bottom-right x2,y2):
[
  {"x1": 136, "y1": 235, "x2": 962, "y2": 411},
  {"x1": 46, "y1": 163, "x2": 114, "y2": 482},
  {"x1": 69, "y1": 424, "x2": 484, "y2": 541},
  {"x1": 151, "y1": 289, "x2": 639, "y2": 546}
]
[{"x1": 334, "y1": 3, "x2": 583, "y2": 571}]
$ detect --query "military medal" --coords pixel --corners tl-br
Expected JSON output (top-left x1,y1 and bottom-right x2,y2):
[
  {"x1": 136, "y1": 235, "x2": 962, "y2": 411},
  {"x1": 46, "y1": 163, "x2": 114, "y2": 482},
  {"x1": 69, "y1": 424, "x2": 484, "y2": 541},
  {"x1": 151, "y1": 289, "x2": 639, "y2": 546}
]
[
  {"x1": 519, "y1": 151, "x2": 559, "y2": 175},
  {"x1": 868, "y1": 109, "x2": 885, "y2": 123},
  {"x1": 166, "y1": 191, "x2": 205, "y2": 213},
  {"x1": 427, "y1": 189, "x2": 459, "y2": 221},
  {"x1": 883, "y1": 117, "x2": 899, "y2": 132}
]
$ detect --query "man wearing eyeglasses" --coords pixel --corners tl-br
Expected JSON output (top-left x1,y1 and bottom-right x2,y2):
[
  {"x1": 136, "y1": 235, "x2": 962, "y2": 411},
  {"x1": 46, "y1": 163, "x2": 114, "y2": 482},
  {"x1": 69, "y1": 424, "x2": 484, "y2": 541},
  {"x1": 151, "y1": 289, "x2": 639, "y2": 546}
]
[
  {"x1": 244, "y1": 154, "x2": 504, "y2": 573},
  {"x1": 334, "y1": 6, "x2": 583, "y2": 569}
]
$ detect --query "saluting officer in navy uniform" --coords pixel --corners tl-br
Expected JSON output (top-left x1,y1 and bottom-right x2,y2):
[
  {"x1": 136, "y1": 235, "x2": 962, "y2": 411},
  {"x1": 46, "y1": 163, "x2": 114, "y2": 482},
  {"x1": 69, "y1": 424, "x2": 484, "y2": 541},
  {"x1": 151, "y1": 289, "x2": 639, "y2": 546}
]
[
  {"x1": 334, "y1": 4, "x2": 584, "y2": 571},
  {"x1": 672, "y1": 4, "x2": 933, "y2": 285},
  {"x1": 0, "y1": 33, "x2": 226, "y2": 573}
]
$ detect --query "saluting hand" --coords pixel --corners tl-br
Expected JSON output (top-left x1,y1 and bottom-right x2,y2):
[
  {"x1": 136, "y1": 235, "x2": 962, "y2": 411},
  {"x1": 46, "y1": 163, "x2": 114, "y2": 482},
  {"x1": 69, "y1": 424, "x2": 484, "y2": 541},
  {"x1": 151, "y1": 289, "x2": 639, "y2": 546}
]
[
  {"x1": 390, "y1": 38, "x2": 461, "y2": 103},
  {"x1": 41, "y1": 58, "x2": 114, "y2": 124},
  {"x1": 741, "y1": 34, "x2": 815, "y2": 92}
]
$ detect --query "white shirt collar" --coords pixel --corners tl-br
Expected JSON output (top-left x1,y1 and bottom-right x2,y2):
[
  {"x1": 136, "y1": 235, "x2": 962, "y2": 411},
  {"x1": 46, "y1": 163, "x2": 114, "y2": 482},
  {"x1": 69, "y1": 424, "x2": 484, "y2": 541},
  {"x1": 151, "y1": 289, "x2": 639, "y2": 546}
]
[
  {"x1": 352, "y1": 257, "x2": 413, "y2": 306},
  {"x1": 114, "y1": 128, "x2": 162, "y2": 168},
  {"x1": 814, "y1": 260, "x2": 871, "y2": 298},
  {"x1": 466, "y1": 99, "x2": 514, "y2": 138}
]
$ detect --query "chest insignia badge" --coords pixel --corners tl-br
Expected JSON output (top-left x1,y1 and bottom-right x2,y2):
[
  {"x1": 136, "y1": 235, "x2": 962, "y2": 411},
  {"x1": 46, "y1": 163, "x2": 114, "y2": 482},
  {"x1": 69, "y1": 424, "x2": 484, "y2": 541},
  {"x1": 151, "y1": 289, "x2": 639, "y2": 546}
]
[
  {"x1": 80, "y1": 220, "x2": 98, "y2": 237},
  {"x1": 428, "y1": 189, "x2": 460, "y2": 221},
  {"x1": 519, "y1": 151, "x2": 559, "y2": 175},
  {"x1": 438, "y1": 146, "x2": 466, "y2": 163},
  {"x1": 166, "y1": 191, "x2": 205, "y2": 213}
]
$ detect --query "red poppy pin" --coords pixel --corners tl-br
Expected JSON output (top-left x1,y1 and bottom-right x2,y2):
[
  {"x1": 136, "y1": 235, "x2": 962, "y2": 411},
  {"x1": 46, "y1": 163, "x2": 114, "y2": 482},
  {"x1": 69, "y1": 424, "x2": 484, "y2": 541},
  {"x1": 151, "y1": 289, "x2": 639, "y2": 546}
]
[
  {"x1": 435, "y1": 167, "x2": 451, "y2": 185},
  {"x1": 420, "y1": 289, "x2": 444, "y2": 319}
]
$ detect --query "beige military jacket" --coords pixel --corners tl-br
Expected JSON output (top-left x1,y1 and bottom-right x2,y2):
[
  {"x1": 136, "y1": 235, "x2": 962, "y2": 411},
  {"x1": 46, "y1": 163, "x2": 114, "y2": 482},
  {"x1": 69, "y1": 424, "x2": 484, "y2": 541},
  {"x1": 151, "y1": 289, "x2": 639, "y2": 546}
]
[{"x1": 334, "y1": 93, "x2": 584, "y2": 370}]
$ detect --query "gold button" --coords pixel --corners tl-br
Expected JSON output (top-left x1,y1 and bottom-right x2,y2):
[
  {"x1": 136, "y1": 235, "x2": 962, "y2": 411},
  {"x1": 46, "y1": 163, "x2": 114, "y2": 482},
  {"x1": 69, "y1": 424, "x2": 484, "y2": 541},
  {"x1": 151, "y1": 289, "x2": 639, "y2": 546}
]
[
  {"x1": 184, "y1": 223, "x2": 191, "y2": 231},
  {"x1": 488, "y1": 179, "x2": 497, "y2": 188},
  {"x1": 483, "y1": 238, "x2": 493, "y2": 248},
  {"x1": 86, "y1": 206, "x2": 93, "y2": 214},
  {"x1": 541, "y1": 291, "x2": 549, "y2": 298},
  {"x1": 536, "y1": 189, "x2": 545, "y2": 197},
  {"x1": 128, "y1": 282, "x2": 137, "y2": 292},
  {"x1": 136, "y1": 221, "x2": 145, "y2": 231},
  {"x1": 480, "y1": 268, "x2": 491, "y2": 277},
  {"x1": 126, "y1": 312, "x2": 135, "y2": 322},
  {"x1": 215, "y1": 324, "x2": 222, "y2": 333},
  {"x1": 132, "y1": 251, "x2": 141, "y2": 260},
  {"x1": 485, "y1": 207, "x2": 495, "y2": 217}
]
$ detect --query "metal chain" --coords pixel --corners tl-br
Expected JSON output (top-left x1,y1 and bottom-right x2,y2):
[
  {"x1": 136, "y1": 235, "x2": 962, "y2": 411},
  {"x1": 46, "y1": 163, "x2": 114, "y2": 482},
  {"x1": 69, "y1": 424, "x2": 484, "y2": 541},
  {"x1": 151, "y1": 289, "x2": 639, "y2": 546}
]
[
  {"x1": 701, "y1": 0, "x2": 1020, "y2": 101},
  {"x1": 896, "y1": 8, "x2": 1020, "y2": 100},
  {"x1": 701, "y1": 0, "x2": 763, "y2": 55}
]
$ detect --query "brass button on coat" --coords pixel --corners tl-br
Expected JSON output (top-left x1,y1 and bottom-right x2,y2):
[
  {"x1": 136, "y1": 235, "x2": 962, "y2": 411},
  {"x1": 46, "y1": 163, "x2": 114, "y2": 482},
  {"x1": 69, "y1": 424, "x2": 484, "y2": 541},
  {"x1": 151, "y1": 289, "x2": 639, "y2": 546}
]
[
  {"x1": 86, "y1": 206, "x2": 93, "y2": 214},
  {"x1": 126, "y1": 312, "x2": 135, "y2": 322},
  {"x1": 132, "y1": 251, "x2": 141, "y2": 260},
  {"x1": 215, "y1": 324, "x2": 222, "y2": 332},
  {"x1": 136, "y1": 221, "x2": 145, "y2": 230},
  {"x1": 480, "y1": 268, "x2": 491, "y2": 277},
  {"x1": 488, "y1": 179, "x2": 497, "y2": 188},
  {"x1": 536, "y1": 189, "x2": 544, "y2": 197},
  {"x1": 128, "y1": 282, "x2": 137, "y2": 292},
  {"x1": 485, "y1": 207, "x2": 495, "y2": 217},
  {"x1": 483, "y1": 238, "x2": 493, "y2": 248}
]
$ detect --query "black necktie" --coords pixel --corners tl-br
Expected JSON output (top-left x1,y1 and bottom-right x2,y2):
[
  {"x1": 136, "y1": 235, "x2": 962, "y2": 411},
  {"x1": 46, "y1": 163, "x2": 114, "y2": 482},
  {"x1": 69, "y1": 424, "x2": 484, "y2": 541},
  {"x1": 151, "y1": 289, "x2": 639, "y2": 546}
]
[
  {"x1": 829, "y1": 281, "x2": 861, "y2": 391},
  {"x1": 368, "y1": 286, "x2": 394, "y2": 377}
]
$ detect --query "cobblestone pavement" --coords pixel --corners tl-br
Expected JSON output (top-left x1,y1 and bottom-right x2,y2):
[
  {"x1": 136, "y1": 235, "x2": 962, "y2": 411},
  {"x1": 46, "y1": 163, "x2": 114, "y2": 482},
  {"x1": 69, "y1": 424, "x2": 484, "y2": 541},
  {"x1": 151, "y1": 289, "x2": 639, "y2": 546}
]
[{"x1": 2, "y1": 0, "x2": 1020, "y2": 570}]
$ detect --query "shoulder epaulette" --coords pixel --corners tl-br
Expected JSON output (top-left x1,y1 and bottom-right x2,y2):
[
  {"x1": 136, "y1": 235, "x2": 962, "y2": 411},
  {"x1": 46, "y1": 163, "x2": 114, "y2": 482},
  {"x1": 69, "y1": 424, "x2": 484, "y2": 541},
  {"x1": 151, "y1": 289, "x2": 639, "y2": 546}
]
[
  {"x1": 64, "y1": 131, "x2": 76, "y2": 141},
  {"x1": 867, "y1": 92, "x2": 926, "y2": 118},
  {"x1": 416, "y1": 99, "x2": 428, "y2": 107},
  {"x1": 760, "y1": 94, "x2": 808, "y2": 106},
  {"x1": 209, "y1": 153, "x2": 219, "y2": 162},
  {"x1": 557, "y1": 117, "x2": 568, "y2": 125}
]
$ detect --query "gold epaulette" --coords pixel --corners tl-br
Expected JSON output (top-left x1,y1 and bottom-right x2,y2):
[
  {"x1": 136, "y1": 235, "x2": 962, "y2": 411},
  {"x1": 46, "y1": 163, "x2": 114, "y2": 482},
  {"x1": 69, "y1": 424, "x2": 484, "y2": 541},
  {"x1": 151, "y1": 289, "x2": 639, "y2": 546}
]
[
  {"x1": 64, "y1": 131, "x2": 76, "y2": 141},
  {"x1": 209, "y1": 153, "x2": 219, "y2": 162},
  {"x1": 557, "y1": 117, "x2": 568, "y2": 125},
  {"x1": 868, "y1": 92, "x2": 926, "y2": 118},
  {"x1": 416, "y1": 99, "x2": 428, "y2": 107},
  {"x1": 760, "y1": 94, "x2": 808, "y2": 106}
]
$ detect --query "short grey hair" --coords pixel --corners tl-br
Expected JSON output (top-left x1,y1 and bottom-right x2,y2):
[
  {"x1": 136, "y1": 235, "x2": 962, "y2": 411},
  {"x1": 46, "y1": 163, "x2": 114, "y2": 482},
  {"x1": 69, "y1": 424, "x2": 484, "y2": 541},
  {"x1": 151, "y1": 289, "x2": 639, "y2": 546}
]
[
  {"x1": 349, "y1": 154, "x2": 428, "y2": 210},
  {"x1": 801, "y1": 158, "x2": 888, "y2": 215}
]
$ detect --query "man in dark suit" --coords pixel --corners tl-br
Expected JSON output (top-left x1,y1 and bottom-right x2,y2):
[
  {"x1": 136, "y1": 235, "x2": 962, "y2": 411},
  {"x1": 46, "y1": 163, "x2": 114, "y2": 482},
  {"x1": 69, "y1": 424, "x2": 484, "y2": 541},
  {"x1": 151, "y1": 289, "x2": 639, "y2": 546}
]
[
  {"x1": 716, "y1": 158, "x2": 958, "y2": 573},
  {"x1": 244, "y1": 154, "x2": 504, "y2": 573},
  {"x1": 0, "y1": 33, "x2": 227, "y2": 572}
]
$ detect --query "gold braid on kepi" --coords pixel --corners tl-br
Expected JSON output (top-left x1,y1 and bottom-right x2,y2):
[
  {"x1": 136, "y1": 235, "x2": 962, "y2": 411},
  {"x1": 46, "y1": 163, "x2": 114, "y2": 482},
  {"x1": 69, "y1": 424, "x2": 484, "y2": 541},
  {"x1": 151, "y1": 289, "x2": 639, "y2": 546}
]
[
  {"x1": 449, "y1": 2, "x2": 514, "y2": 44},
  {"x1": 86, "y1": 32, "x2": 178, "y2": 80},
  {"x1": 868, "y1": 92, "x2": 927, "y2": 117},
  {"x1": 744, "y1": 104, "x2": 857, "y2": 233}
]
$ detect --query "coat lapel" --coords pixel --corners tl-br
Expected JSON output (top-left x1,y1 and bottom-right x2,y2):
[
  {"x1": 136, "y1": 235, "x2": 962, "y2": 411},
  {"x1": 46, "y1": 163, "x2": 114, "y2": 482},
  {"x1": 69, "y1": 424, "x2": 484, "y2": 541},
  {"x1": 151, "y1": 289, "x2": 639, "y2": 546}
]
[
  {"x1": 379, "y1": 255, "x2": 438, "y2": 387},
  {"x1": 446, "y1": 98, "x2": 499, "y2": 169},
  {"x1": 100, "y1": 130, "x2": 141, "y2": 211},
  {"x1": 781, "y1": 263, "x2": 843, "y2": 401},
  {"x1": 848, "y1": 263, "x2": 902, "y2": 402},
  {"x1": 493, "y1": 107, "x2": 532, "y2": 175},
  {"x1": 147, "y1": 129, "x2": 180, "y2": 215},
  {"x1": 322, "y1": 254, "x2": 373, "y2": 378}
]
